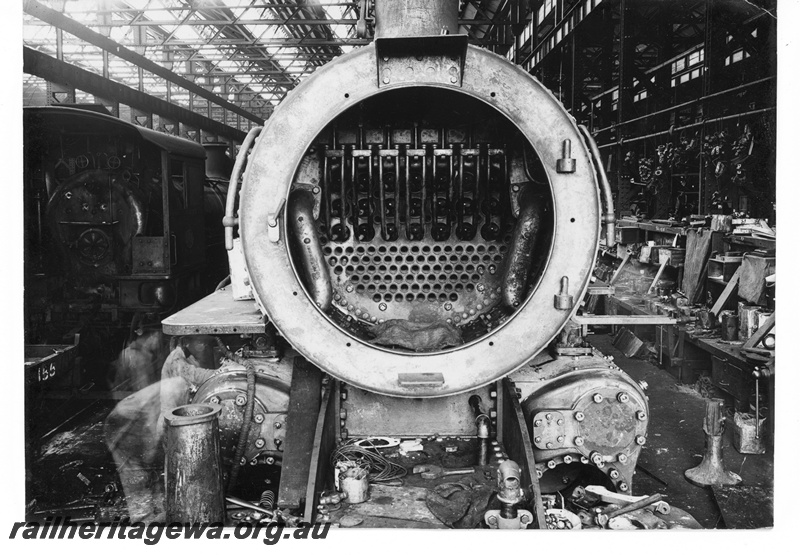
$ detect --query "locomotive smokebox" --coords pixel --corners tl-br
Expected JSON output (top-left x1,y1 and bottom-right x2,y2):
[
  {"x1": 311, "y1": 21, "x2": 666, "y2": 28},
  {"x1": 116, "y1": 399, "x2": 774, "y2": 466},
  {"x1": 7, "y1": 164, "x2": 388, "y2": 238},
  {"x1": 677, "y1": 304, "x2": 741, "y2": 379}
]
[{"x1": 238, "y1": 0, "x2": 613, "y2": 398}]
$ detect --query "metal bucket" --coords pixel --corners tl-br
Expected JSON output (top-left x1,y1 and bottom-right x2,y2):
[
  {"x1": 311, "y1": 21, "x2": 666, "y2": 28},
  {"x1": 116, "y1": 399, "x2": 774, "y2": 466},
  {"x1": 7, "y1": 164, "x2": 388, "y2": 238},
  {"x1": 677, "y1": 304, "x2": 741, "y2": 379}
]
[
  {"x1": 720, "y1": 310, "x2": 738, "y2": 341},
  {"x1": 164, "y1": 404, "x2": 225, "y2": 523}
]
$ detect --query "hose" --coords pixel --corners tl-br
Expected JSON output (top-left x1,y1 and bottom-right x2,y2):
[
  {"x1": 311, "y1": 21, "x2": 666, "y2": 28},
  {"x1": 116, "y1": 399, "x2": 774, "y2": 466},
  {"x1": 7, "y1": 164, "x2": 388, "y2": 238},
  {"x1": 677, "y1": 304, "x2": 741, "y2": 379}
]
[
  {"x1": 214, "y1": 337, "x2": 256, "y2": 490},
  {"x1": 215, "y1": 275, "x2": 231, "y2": 291},
  {"x1": 578, "y1": 124, "x2": 617, "y2": 248}
]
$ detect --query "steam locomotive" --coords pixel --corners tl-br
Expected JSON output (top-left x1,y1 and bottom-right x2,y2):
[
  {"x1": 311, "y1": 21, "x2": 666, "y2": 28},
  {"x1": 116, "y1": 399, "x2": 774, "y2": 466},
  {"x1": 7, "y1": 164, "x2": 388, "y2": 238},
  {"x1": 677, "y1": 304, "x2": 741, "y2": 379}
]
[
  {"x1": 123, "y1": 0, "x2": 651, "y2": 528},
  {"x1": 24, "y1": 105, "x2": 229, "y2": 385}
]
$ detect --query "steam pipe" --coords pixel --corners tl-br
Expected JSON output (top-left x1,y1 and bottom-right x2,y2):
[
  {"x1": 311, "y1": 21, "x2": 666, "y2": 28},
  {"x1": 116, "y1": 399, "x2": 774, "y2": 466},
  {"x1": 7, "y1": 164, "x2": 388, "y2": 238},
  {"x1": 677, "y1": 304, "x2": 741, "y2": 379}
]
[
  {"x1": 374, "y1": 0, "x2": 459, "y2": 39},
  {"x1": 288, "y1": 189, "x2": 333, "y2": 310},
  {"x1": 224, "y1": 126, "x2": 262, "y2": 251},
  {"x1": 502, "y1": 186, "x2": 542, "y2": 308},
  {"x1": 469, "y1": 395, "x2": 491, "y2": 466},
  {"x1": 579, "y1": 125, "x2": 616, "y2": 248}
]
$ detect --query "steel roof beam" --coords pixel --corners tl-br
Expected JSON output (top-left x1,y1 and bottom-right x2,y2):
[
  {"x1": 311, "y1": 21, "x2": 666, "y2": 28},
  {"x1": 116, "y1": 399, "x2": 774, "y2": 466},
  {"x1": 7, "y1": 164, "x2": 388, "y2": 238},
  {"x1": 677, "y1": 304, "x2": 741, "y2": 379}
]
[
  {"x1": 23, "y1": 46, "x2": 248, "y2": 141},
  {"x1": 23, "y1": 0, "x2": 263, "y2": 123}
]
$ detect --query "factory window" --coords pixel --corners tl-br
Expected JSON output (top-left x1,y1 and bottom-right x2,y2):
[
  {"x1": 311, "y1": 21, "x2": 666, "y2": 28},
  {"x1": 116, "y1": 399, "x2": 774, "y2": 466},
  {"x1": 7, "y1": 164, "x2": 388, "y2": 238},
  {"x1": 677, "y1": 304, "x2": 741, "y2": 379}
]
[{"x1": 634, "y1": 90, "x2": 648, "y2": 102}]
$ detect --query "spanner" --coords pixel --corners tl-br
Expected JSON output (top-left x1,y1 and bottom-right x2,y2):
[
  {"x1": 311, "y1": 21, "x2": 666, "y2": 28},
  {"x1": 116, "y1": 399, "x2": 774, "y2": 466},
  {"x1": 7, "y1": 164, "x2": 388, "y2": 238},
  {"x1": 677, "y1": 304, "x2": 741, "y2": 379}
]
[
  {"x1": 585, "y1": 485, "x2": 670, "y2": 514},
  {"x1": 412, "y1": 464, "x2": 474, "y2": 480}
]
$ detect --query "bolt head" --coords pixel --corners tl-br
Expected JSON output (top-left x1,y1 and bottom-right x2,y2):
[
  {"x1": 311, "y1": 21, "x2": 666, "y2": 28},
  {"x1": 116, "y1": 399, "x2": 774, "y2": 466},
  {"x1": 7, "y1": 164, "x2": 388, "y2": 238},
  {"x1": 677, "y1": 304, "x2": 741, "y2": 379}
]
[
  {"x1": 275, "y1": 421, "x2": 283, "y2": 429},
  {"x1": 557, "y1": 419, "x2": 564, "y2": 425},
  {"x1": 591, "y1": 453, "x2": 603, "y2": 465},
  {"x1": 254, "y1": 414, "x2": 265, "y2": 423},
  {"x1": 546, "y1": 413, "x2": 553, "y2": 421},
  {"x1": 490, "y1": 410, "x2": 497, "y2": 419},
  {"x1": 636, "y1": 411, "x2": 647, "y2": 421},
  {"x1": 636, "y1": 435, "x2": 646, "y2": 445},
  {"x1": 489, "y1": 390, "x2": 497, "y2": 398},
  {"x1": 593, "y1": 393, "x2": 604, "y2": 403},
  {"x1": 379, "y1": 302, "x2": 387, "y2": 311},
  {"x1": 617, "y1": 392, "x2": 629, "y2": 403},
  {"x1": 546, "y1": 442, "x2": 553, "y2": 449},
  {"x1": 618, "y1": 482, "x2": 629, "y2": 492},
  {"x1": 255, "y1": 438, "x2": 266, "y2": 448},
  {"x1": 557, "y1": 436, "x2": 564, "y2": 443},
  {"x1": 609, "y1": 469, "x2": 620, "y2": 479},
  {"x1": 209, "y1": 396, "x2": 220, "y2": 404},
  {"x1": 346, "y1": 284, "x2": 354, "y2": 293},
  {"x1": 574, "y1": 436, "x2": 584, "y2": 446},
  {"x1": 547, "y1": 460, "x2": 556, "y2": 469},
  {"x1": 235, "y1": 395, "x2": 247, "y2": 406},
  {"x1": 534, "y1": 420, "x2": 542, "y2": 427},
  {"x1": 618, "y1": 454, "x2": 628, "y2": 464},
  {"x1": 575, "y1": 412, "x2": 585, "y2": 422},
  {"x1": 564, "y1": 455, "x2": 573, "y2": 464},
  {"x1": 534, "y1": 436, "x2": 542, "y2": 443}
]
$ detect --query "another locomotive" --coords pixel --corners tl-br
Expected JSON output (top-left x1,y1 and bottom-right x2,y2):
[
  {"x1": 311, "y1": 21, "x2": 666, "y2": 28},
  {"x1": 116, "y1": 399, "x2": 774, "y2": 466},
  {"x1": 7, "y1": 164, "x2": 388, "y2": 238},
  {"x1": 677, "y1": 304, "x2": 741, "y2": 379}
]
[{"x1": 24, "y1": 105, "x2": 228, "y2": 384}]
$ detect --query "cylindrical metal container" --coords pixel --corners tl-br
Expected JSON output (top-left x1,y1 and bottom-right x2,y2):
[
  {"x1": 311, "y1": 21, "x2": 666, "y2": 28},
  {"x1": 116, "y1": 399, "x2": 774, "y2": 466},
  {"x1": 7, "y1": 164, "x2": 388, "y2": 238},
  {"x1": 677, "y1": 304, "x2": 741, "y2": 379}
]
[
  {"x1": 374, "y1": 0, "x2": 458, "y2": 38},
  {"x1": 757, "y1": 309, "x2": 775, "y2": 348},
  {"x1": 720, "y1": 310, "x2": 738, "y2": 341},
  {"x1": 164, "y1": 404, "x2": 225, "y2": 523},
  {"x1": 698, "y1": 308, "x2": 717, "y2": 330},
  {"x1": 738, "y1": 304, "x2": 760, "y2": 341},
  {"x1": 340, "y1": 467, "x2": 369, "y2": 504}
]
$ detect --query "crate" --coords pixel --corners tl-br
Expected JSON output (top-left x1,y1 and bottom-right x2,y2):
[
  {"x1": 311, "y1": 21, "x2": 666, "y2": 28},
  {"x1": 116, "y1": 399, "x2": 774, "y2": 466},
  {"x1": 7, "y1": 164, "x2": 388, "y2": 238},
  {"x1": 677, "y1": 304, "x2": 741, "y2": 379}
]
[
  {"x1": 659, "y1": 247, "x2": 686, "y2": 267},
  {"x1": 708, "y1": 255, "x2": 743, "y2": 281},
  {"x1": 25, "y1": 343, "x2": 80, "y2": 389},
  {"x1": 616, "y1": 226, "x2": 644, "y2": 244}
]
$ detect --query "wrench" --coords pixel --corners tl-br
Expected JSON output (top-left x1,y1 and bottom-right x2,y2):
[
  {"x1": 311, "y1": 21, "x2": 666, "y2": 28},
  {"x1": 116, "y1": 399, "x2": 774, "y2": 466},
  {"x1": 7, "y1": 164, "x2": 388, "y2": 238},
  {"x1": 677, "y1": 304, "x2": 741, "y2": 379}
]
[
  {"x1": 412, "y1": 464, "x2": 474, "y2": 480},
  {"x1": 594, "y1": 493, "x2": 666, "y2": 528},
  {"x1": 585, "y1": 485, "x2": 670, "y2": 515}
]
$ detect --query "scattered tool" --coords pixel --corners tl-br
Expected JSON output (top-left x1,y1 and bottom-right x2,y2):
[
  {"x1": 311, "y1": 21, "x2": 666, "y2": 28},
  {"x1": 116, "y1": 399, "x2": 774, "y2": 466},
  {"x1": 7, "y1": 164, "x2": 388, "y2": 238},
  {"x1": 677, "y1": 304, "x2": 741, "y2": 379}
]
[
  {"x1": 585, "y1": 485, "x2": 670, "y2": 515},
  {"x1": 594, "y1": 493, "x2": 665, "y2": 527},
  {"x1": 412, "y1": 464, "x2": 474, "y2": 480}
]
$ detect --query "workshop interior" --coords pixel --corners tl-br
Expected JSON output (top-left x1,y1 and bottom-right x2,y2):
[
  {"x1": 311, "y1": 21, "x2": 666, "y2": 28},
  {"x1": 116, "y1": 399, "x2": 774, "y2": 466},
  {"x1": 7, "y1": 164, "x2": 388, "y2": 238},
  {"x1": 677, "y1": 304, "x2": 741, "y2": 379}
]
[{"x1": 22, "y1": 0, "x2": 776, "y2": 530}]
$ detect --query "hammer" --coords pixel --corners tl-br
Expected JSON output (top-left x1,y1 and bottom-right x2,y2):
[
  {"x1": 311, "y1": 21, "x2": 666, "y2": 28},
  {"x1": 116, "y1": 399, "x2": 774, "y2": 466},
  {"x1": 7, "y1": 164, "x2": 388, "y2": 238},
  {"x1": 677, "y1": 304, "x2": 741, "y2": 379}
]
[{"x1": 412, "y1": 464, "x2": 474, "y2": 480}]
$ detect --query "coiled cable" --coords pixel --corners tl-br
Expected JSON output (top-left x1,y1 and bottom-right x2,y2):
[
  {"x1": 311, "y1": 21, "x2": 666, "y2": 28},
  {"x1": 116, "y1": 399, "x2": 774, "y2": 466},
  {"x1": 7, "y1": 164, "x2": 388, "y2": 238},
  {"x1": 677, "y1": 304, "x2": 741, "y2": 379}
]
[{"x1": 331, "y1": 439, "x2": 407, "y2": 483}]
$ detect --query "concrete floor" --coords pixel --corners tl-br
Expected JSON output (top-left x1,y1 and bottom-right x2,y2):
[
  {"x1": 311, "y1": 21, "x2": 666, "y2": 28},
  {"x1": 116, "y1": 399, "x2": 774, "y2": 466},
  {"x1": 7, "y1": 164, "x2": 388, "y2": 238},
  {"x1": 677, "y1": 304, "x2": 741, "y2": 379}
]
[{"x1": 587, "y1": 333, "x2": 774, "y2": 529}]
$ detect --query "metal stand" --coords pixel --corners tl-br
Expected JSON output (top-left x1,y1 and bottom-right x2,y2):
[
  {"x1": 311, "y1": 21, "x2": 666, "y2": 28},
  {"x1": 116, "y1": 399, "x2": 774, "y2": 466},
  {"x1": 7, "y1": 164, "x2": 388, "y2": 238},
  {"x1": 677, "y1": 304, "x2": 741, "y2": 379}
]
[{"x1": 685, "y1": 398, "x2": 742, "y2": 487}]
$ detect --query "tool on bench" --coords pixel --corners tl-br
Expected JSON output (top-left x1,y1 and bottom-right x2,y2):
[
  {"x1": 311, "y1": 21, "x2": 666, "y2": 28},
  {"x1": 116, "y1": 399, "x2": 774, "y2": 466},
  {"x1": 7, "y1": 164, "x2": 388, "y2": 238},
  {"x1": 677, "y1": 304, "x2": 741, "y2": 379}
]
[
  {"x1": 412, "y1": 464, "x2": 474, "y2": 480},
  {"x1": 585, "y1": 485, "x2": 670, "y2": 515},
  {"x1": 594, "y1": 493, "x2": 665, "y2": 527}
]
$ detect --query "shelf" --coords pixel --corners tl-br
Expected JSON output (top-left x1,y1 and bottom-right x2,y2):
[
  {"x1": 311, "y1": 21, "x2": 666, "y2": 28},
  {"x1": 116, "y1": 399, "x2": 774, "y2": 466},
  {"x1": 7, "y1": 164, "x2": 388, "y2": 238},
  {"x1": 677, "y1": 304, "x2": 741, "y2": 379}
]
[{"x1": 725, "y1": 234, "x2": 776, "y2": 250}]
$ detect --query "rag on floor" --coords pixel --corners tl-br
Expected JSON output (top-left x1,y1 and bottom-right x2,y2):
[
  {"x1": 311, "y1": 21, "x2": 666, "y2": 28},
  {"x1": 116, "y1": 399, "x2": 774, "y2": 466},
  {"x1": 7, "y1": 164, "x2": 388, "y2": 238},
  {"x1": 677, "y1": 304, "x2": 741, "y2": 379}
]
[{"x1": 425, "y1": 478, "x2": 497, "y2": 529}]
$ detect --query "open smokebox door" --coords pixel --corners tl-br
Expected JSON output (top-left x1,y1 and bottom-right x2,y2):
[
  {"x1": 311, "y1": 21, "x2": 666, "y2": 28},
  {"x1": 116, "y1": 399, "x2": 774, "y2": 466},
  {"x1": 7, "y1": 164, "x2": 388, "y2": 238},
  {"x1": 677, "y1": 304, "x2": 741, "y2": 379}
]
[{"x1": 157, "y1": 0, "x2": 648, "y2": 530}]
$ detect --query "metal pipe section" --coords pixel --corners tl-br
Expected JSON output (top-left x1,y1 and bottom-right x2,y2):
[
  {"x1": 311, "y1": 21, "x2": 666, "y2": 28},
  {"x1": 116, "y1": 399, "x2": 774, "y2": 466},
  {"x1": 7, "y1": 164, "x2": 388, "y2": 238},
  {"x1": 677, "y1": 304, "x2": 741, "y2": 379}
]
[
  {"x1": 579, "y1": 125, "x2": 616, "y2": 248},
  {"x1": 288, "y1": 189, "x2": 334, "y2": 310},
  {"x1": 164, "y1": 404, "x2": 225, "y2": 524},
  {"x1": 224, "y1": 126, "x2": 262, "y2": 251},
  {"x1": 469, "y1": 395, "x2": 491, "y2": 466},
  {"x1": 374, "y1": 0, "x2": 459, "y2": 39},
  {"x1": 502, "y1": 186, "x2": 542, "y2": 308}
]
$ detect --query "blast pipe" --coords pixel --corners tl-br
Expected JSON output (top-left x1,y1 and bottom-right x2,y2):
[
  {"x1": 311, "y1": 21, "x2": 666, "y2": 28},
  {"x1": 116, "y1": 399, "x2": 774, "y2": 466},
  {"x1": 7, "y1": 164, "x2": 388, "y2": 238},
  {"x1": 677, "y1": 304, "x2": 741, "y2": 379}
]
[
  {"x1": 579, "y1": 125, "x2": 616, "y2": 248},
  {"x1": 502, "y1": 186, "x2": 542, "y2": 308},
  {"x1": 288, "y1": 189, "x2": 333, "y2": 310}
]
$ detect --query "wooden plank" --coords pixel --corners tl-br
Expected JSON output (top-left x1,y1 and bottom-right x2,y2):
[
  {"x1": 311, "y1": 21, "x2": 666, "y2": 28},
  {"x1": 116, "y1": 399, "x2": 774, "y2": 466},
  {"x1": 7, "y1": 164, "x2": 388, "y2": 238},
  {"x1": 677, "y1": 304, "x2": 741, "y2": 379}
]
[
  {"x1": 609, "y1": 251, "x2": 631, "y2": 285},
  {"x1": 710, "y1": 266, "x2": 742, "y2": 318},
  {"x1": 277, "y1": 358, "x2": 322, "y2": 510},
  {"x1": 303, "y1": 380, "x2": 339, "y2": 523},
  {"x1": 501, "y1": 378, "x2": 547, "y2": 529},
  {"x1": 647, "y1": 260, "x2": 668, "y2": 295}
]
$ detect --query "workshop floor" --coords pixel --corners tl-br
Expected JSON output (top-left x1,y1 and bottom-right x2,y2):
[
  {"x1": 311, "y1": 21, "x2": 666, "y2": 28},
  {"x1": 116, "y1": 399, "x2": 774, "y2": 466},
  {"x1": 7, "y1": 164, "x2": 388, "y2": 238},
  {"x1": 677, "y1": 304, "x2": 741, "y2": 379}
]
[
  {"x1": 27, "y1": 333, "x2": 774, "y2": 529},
  {"x1": 587, "y1": 333, "x2": 774, "y2": 529}
]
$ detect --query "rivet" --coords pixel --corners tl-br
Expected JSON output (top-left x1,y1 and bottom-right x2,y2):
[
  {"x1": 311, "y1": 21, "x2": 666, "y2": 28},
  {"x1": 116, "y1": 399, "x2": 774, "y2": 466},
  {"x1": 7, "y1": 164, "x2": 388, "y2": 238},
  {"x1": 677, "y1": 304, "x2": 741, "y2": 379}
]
[
  {"x1": 546, "y1": 413, "x2": 553, "y2": 421},
  {"x1": 546, "y1": 442, "x2": 553, "y2": 449},
  {"x1": 575, "y1": 436, "x2": 584, "y2": 446},
  {"x1": 534, "y1": 436, "x2": 542, "y2": 443},
  {"x1": 557, "y1": 435, "x2": 564, "y2": 443},
  {"x1": 534, "y1": 420, "x2": 541, "y2": 427},
  {"x1": 275, "y1": 421, "x2": 282, "y2": 429}
]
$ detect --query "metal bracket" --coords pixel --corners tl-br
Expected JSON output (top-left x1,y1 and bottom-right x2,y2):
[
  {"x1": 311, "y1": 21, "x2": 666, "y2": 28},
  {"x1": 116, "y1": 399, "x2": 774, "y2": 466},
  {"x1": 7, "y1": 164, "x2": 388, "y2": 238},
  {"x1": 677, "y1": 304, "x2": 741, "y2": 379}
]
[{"x1": 375, "y1": 35, "x2": 468, "y2": 88}]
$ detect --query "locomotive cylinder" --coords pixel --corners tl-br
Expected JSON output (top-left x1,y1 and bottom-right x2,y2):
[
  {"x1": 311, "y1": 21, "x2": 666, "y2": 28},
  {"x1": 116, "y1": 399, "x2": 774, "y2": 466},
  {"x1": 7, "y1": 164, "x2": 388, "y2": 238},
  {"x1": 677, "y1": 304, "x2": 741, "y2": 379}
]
[{"x1": 164, "y1": 404, "x2": 225, "y2": 523}]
